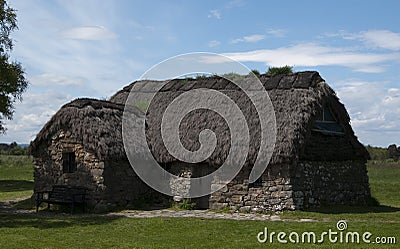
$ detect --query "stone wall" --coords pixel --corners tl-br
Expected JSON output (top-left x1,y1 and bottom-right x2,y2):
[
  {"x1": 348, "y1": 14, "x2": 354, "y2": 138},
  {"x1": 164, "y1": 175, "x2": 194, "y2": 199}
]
[
  {"x1": 34, "y1": 130, "x2": 370, "y2": 212},
  {"x1": 209, "y1": 166, "x2": 295, "y2": 212},
  {"x1": 102, "y1": 159, "x2": 164, "y2": 210},
  {"x1": 195, "y1": 160, "x2": 370, "y2": 212},
  {"x1": 34, "y1": 129, "x2": 167, "y2": 211},
  {"x1": 292, "y1": 160, "x2": 371, "y2": 209},
  {"x1": 34, "y1": 130, "x2": 107, "y2": 208},
  {"x1": 167, "y1": 163, "x2": 298, "y2": 212}
]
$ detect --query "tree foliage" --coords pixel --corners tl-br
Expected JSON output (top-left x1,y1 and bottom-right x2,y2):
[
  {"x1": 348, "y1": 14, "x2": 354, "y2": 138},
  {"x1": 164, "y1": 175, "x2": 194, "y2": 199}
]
[
  {"x1": 0, "y1": 0, "x2": 28, "y2": 132},
  {"x1": 266, "y1": 65, "x2": 293, "y2": 76},
  {"x1": 366, "y1": 144, "x2": 400, "y2": 161},
  {"x1": 0, "y1": 141, "x2": 27, "y2": 155},
  {"x1": 250, "y1": 69, "x2": 260, "y2": 77},
  {"x1": 365, "y1": 145, "x2": 390, "y2": 160},
  {"x1": 388, "y1": 144, "x2": 400, "y2": 160}
]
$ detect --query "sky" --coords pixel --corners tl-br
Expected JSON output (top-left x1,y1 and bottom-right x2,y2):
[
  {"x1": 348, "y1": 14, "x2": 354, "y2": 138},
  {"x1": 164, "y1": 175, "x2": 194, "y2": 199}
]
[{"x1": 1, "y1": 0, "x2": 400, "y2": 147}]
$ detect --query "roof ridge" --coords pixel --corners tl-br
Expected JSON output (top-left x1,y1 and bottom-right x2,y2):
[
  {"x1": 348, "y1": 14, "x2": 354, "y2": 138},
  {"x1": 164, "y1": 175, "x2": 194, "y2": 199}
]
[
  {"x1": 112, "y1": 71, "x2": 324, "y2": 95},
  {"x1": 63, "y1": 98, "x2": 125, "y2": 110}
]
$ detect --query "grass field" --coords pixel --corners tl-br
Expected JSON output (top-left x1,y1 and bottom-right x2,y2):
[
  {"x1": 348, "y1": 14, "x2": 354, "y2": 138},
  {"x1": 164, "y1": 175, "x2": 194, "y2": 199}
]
[
  {"x1": 0, "y1": 155, "x2": 33, "y2": 202},
  {"x1": 0, "y1": 156, "x2": 399, "y2": 248}
]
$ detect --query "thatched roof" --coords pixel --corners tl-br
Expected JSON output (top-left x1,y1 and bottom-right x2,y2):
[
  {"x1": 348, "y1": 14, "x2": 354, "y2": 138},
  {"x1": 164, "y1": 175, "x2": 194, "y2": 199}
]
[
  {"x1": 29, "y1": 98, "x2": 141, "y2": 160},
  {"x1": 31, "y1": 71, "x2": 369, "y2": 165}
]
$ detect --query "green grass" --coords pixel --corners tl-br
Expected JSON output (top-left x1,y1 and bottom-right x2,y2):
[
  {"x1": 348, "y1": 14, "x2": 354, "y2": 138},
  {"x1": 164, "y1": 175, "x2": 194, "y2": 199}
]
[
  {"x1": 0, "y1": 157, "x2": 399, "y2": 248},
  {"x1": 368, "y1": 161, "x2": 400, "y2": 207},
  {"x1": 280, "y1": 161, "x2": 400, "y2": 222},
  {"x1": 133, "y1": 101, "x2": 149, "y2": 111},
  {"x1": 0, "y1": 214, "x2": 397, "y2": 248},
  {"x1": 0, "y1": 155, "x2": 34, "y2": 202}
]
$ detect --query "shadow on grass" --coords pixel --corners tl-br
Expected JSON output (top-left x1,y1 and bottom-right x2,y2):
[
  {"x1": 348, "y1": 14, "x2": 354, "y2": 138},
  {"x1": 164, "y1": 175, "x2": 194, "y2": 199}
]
[
  {"x1": 0, "y1": 180, "x2": 33, "y2": 192},
  {"x1": 0, "y1": 212, "x2": 122, "y2": 229},
  {"x1": 306, "y1": 205, "x2": 400, "y2": 214}
]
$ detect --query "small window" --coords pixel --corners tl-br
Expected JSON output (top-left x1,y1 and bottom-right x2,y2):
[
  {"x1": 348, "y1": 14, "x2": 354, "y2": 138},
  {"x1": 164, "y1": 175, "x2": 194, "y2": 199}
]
[
  {"x1": 62, "y1": 152, "x2": 77, "y2": 173},
  {"x1": 313, "y1": 105, "x2": 345, "y2": 135},
  {"x1": 322, "y1": 105, "x2": 336, "y2": 122},
  {"x1": 249, "y1": 177, "x2": 263, "y2": 188},
  {"x1": 316, "y1": 105, "x2": 337, "y2": 123}
]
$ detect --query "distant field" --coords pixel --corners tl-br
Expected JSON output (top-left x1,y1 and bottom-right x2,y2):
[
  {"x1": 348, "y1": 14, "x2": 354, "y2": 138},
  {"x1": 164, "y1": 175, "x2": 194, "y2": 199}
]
[
  {"x1": 0, "y1": 155, "x2": 33, "y2": 202},
  {"x1": 0, "y1": 156, "x2": 398, "y2": 248},
  {"x1": 368, "y1": 160, "x2": 400, "y2": 207}
]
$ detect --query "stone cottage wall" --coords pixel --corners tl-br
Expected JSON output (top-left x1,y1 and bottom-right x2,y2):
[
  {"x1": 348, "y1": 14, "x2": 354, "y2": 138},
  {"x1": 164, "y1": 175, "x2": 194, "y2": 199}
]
[
  {"x1": 34, "y1": 129, "x2": 167, "y2": 211},
  {"x1": 209, "y1": 165, "x2": 295, "y2": 212},
  {"x1": 34, "y1": 130, "x2": 107, "y2": 208},
  {"x1": 166, "y1": 162, "x2": 296, "y2": 212},
  {"x1": 292, "y1": 160, "x2": 371, "y2": 209},
  {"x1": 102, "y1": 159, "x2": 164, "y2": 210},
  {"x1": 167, "y1": 162, "x2": 298, "y2": 212},
  {"x1": 207, "y1": 160, "x2": 370, "y2": 212},
  {"x1": 34, "y1": 131, "x2": 371, "y2": 212}
]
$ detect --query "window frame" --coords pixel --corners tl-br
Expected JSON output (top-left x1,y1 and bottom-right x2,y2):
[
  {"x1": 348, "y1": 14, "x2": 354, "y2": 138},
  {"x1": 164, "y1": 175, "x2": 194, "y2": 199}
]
[
  {"x1": 62, "y1": 151, "x2": 77, "y2": 173},
  {"x1": 312, "y1": 105, "x2": 345, "y2": 135}
]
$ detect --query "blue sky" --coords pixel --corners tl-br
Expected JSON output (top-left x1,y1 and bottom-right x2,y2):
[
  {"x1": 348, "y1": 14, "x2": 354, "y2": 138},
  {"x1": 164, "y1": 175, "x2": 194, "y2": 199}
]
[{"x1": 2, "y1": 0, "x2": 400, "y2": 147}]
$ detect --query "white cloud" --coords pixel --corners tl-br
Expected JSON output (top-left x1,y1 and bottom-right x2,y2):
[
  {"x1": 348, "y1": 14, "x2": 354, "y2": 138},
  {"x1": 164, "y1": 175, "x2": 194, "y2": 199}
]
[
  {"x1": 11, "y1": 2, "x2": 144, "y2": 94},
  {"x1": 61, "y1": 26, "x2": 118, "y2": 40},
  {"x1": 225, "y1": 0, "x2": 245, "y2": 8},
  {"x1": 1, "y1": 0, "x2": 148, "y2": 143},
  {"x1": 231, "y1": 34, "x2": 266, "y2": 43},
  {"x1": 129, "y1": 20, "x2": 155, "y2": 30},
  {"x1": 266, "y1": 29, "x2": 286, "y2": 38},
  {"x1": 353, "y1": 66, "x2": 387, "y2": 73},
  {"x1": 336, "y1": 80, "x2": 400, "y2": 146},
  {"x1": 201, "y1": 43, "x2": 400, "y2": 73},
  {"x1": 327, "y1": 30, "x2": 400, "y2": 51},
  {"x1": 1, "y1": 90, "x2": 72, "y2": 143},
  {"x1": 361, "y1": 30, "x2": 400, "y2": 51},
  {"x1": 208, "y1": 40, "x2": 221, "y2": 47},
  {"x1": 31, "y1": 73, "x2": 84, "y2": 87},
  {"x1": 321, "y1": 30, "x2": 359, "y2": 40},
  {"x1": 208, "y1": 10, "x2": 221, "y2": 19},
  {"x1": 231, "y1": 30, "x2": 285, "y2": 43}
]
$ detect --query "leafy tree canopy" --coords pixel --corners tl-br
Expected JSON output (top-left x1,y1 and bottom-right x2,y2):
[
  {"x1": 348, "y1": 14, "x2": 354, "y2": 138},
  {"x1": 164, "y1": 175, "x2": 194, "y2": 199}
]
[{"x1": 0, "y1": 0, "x2": 28, "y2": 132}]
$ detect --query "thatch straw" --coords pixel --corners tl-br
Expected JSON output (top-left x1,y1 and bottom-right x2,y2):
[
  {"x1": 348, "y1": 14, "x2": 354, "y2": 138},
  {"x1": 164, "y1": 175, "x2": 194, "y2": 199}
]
[
  {"x1": 29, "y1": 98, "x2": 142, "y2": 160},
  {"x1": 31, "y1": 71, "x2": 369, "y2": 164}
]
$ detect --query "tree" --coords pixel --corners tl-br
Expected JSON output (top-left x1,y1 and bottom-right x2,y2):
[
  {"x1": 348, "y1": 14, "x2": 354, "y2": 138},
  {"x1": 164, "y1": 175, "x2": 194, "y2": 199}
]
[
  {"x1": 388, "y1": 144, "x2": 400, "y2": 161},
  {"x1": 266, "y1": 65, "x2": 293, "y2": 76},
  {"x1": 0, "y1": 0, "x2": 28, "y2": 132},
  {"x1": 250, "y1": 69, "x2": 261, "y2": 77}
]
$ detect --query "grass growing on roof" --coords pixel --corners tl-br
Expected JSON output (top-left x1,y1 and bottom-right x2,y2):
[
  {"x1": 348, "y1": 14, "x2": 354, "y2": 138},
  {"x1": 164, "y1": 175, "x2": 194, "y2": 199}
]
[
  {"x1": 266, "y1": 65, "x2": 293, "y2": 76},
  {"x1": 133, "y1": 101, "x2": 149, "y2": 111}
]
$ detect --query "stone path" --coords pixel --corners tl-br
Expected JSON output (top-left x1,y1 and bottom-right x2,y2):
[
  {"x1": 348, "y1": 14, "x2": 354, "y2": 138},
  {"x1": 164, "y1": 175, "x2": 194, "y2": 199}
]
[
  {"x1": 1, "y1": 197, "x2": 320, "y2": 222},
  {"x1": 110, "y1": 209, "x2": 319, "y2": 222}
]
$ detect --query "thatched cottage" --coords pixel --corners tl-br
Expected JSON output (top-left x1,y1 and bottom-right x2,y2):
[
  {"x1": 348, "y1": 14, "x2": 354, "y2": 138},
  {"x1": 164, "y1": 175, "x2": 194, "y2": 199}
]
[{"x1": 30, "y1": 71, "x2": 371, "y2": 212}]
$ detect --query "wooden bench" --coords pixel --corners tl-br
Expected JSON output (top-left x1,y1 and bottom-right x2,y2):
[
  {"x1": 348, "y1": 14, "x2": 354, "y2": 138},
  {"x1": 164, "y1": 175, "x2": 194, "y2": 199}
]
[{"x1": 35, "y1": 185, "x2": 87, "y2": 213}]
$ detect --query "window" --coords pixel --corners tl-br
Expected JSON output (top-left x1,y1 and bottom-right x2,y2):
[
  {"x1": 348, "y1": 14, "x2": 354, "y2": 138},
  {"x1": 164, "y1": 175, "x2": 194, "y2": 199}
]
[
  {"x1": 249, "y1": 177, "x2": 263, "y2": 188},
  {"x1": 62, "y1": 152, "x2": 77, "y2": 173},
  {"x1": 319, "y1": 105, "x2": 336, "y2": 122},
  {"x1": 313, "y1": 105, "x2": 345, "y2": 135}
]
